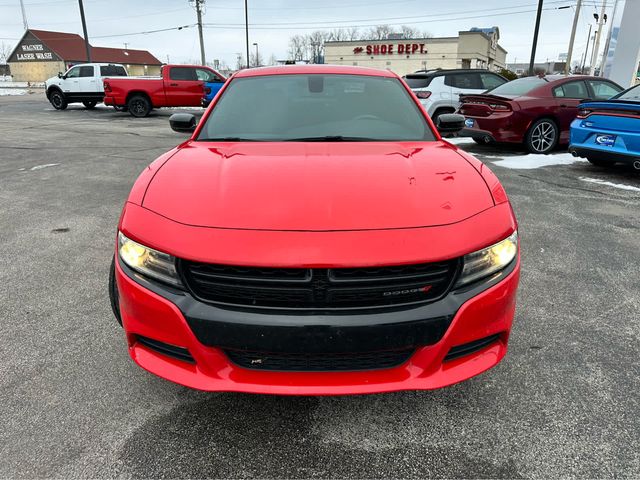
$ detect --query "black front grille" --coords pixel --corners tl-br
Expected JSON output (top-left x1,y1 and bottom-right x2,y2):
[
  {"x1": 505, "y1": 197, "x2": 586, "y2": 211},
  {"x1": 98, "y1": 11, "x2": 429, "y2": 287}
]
[
  {"x1": 180, "y1": 260, "x2": 459, "y2": 310},
  {"x1": 224, "y1": 348, "x2": 414, "y2": 372}
]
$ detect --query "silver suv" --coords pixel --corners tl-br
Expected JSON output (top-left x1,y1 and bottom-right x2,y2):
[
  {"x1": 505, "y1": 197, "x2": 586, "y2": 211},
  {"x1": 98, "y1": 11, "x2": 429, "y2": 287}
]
[{"x1": 404, "y1": 69, "x2": 507, "y2": 123}]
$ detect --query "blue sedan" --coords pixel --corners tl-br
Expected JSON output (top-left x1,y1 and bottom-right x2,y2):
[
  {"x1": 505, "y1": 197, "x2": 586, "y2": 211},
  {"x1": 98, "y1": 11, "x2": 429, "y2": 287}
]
[{"x1": 570, "y1": 84, "x2": 640, "y2": 169}]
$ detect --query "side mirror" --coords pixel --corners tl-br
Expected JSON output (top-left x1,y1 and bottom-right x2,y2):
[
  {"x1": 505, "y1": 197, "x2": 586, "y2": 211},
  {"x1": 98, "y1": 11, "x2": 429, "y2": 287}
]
[
  {"x1": 170, "y1": 113, "x2": 197, "y2": 133},
  {"x1": 436, "y1": 113, "x2": 465, "y2": 134}
]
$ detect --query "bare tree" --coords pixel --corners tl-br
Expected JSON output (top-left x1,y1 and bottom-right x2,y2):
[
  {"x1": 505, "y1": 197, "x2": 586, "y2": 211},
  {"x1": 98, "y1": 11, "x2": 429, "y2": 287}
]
[
  {"x1": 0, "y1": 42, "x2": 13, "y2": 64},
  {"x1": 345, "y1": 27, "x2": 361, "y2": 41},
  {"x1": 308, "y1": 30, "x2": 328, "y2": 63},
  {"x1": 235, "y1": 52, "x2": 245, "y2": 70},
  {"x1": 267, "y1": 53, "x2": 278, "y2": 66},
  {"x1": 288, "y1": 34, "x2": 308, "y2": 61},
  {"x1": 400, "y1": 25, "x2": 432, "y2": 39},
  {"x1": 364, "y1": 25, "x2": 394, "y2": 40},
  {"x1": 250, "y1": 51, "x2": 264, "y2": 68}
]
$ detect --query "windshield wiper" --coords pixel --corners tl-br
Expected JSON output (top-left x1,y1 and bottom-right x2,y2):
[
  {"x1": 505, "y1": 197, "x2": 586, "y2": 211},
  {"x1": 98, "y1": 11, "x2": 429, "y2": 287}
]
[
  {"x1": 197, "y1": 137, "x2": 263, "y2": 142},
  {"x1": 284, "y1": 136, "x2": 379, "y2": 142}
]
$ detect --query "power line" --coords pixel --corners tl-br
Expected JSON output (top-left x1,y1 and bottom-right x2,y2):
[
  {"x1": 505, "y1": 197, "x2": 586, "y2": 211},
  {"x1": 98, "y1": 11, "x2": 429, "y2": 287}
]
[{"x1": 92, "y1": 24, "x2": 196, "y2": 39}]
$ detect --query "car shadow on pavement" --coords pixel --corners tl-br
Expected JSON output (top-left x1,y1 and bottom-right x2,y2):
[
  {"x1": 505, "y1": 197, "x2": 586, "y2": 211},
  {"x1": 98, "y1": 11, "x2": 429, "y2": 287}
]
[{"x1": 115, "y1": 388, "x2": 523, "y2": 478}]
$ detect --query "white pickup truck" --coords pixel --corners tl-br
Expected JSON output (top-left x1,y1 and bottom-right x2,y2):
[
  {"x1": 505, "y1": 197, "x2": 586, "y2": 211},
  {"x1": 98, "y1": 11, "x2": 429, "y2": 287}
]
[{"x1": 45, "y1": 63, "x2": 127, "y2": 110}]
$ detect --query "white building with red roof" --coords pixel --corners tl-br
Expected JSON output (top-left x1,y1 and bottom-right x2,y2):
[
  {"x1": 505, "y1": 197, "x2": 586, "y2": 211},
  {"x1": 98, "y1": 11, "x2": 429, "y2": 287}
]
[{"x1": 7, "y1": 29, "x2": 163, "y2": 82}]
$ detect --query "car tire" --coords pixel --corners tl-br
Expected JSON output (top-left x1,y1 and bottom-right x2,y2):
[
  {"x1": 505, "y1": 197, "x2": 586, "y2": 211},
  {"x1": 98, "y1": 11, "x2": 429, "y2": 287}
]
[
  {"x1": 109, "y1": 257, "x2": 123, "y2": 326},
  {"x1": 82, "y1": 100, "x2": 97, "y2": 109},
  {"x1": 586, "y1": 156, "x2": 612, "y2": 168},
  {"x1": 49, "y1": 90, "x2": 67, "y2": 110},
  {"x1": 525, "y1": 118, "x2": 559, "y2": 154},
  {"x1": 127, "y1": 95, "x2": 151, "y2": 118}
]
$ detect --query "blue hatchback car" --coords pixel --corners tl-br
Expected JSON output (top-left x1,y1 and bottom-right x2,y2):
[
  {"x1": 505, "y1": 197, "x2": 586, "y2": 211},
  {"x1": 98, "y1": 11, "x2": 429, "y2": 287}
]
[{"x1": 570, "y1": 84, "x2": 640, "y2": 169}]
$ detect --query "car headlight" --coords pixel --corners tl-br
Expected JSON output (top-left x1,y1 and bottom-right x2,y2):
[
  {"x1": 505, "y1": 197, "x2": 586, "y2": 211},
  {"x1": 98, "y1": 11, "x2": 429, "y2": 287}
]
[
  {"x1": 455, "y1": 231, "x2": 518, "y2": 288},
  {"x1": 118, "y1": 232, "x2": 182, "y2": 286}
]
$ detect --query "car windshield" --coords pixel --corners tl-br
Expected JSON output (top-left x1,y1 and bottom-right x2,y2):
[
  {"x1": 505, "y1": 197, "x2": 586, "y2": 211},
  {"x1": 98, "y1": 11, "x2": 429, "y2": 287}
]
[
  {"x1": 197, "y1": 74, "x2": 436, "y2": 142},
  {"x1": 613, "y1": 84, "x2": 640, "y2": 102},
  {"x1": 486, "y1": 76, "x2": 548, "y2": 96}
]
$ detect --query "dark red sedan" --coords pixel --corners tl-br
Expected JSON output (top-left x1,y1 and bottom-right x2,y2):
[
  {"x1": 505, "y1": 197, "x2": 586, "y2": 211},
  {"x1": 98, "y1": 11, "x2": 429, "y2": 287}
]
[{"x1": 459, "y1": 75, "x2": 623, "y2": 154}]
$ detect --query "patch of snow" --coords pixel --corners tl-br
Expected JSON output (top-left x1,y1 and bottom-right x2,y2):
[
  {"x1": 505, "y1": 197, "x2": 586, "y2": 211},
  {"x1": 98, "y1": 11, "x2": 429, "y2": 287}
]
[
  {"x1": 580, "y1": 177, "x2": 640, "y2": 192},
  {"x1": 444, "y1": 137, "x2": 474, "y2": 145},
  {"x1": 491, "y1": 152, "x2": 587, "y2": 169},
  {"x1": 0, "y1": 88, "x2": 27, "y2": 96},
  {"x1": 30, "y1": 163, "x2": 60, "y2": 171}
]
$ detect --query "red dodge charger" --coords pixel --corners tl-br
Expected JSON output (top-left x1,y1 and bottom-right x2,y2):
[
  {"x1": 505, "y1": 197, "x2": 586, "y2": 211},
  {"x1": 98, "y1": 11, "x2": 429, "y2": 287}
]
[{"x1": 110, "y1": 65, "x2": 520, "y2": 395}]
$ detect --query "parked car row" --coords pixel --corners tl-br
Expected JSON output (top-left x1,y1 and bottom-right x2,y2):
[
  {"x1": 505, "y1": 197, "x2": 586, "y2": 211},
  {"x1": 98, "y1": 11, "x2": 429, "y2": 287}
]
[
  {"x1": 403, "y1": 68, "x2": 638, "y2": 171},
  {"x1": 45, "y1": 63, "x2": 226, "y2": 117}
]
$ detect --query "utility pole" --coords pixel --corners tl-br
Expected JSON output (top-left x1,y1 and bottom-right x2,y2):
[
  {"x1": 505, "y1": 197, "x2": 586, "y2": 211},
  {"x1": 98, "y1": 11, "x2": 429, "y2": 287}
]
[
  {"x1": 190, "y1": 0, "x2": 206, "y2": 65},
  {"x1": 19, "y1": 0, "x2": 28, "y2": 30},
  {"x1": 581, "y1": 24, "x2": 592, "y2": 73},
  {"x1": 252, "y1": 42, "x2": 259, "y2": 67},
  {"x1": 528, "y1": 0, "x2": 544, "y2": 75},
  {"x1": 564, "y1": 0, "x2": 582, "y2": 74},
  {"x1": 244, "y1": 0, "x2": 250, "y2": 68},
  {"x1": 600, "y1": 0, "x2": 619, "y2": 77},
  {"x1": 77, "y1": 0, "x2": 91, "y2": 62},
  {"x1": 590, "y1": 0, "x2": 607, "y2": 74}
]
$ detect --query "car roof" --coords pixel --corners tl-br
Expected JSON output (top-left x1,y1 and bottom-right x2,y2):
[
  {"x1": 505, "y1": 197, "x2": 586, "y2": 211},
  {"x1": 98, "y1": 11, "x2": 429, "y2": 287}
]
[
  {"x1": 233, "y1": 65, "x2": 398, "y2": 78},
  {"x1": 404, "y1": 69, "x2": 498, "y2": 77}
]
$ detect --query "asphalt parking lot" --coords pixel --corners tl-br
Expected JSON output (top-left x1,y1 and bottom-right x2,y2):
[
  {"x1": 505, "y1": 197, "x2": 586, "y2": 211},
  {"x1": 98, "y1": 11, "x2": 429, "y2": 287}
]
[{"x1": 1, "y1": 92, "x2": 639, "y2": 478}]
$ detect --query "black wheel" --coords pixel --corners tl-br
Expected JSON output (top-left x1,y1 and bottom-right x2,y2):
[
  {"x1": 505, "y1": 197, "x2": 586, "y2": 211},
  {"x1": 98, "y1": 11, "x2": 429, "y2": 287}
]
[
  {"x1": 127, "y1": 95, "x2": 151, "y2": 118},
  {"x1": 82, "y1": 100, "x2": 97, "y2": 109},
  {"x1": 49, "y1": 90, "x2": 67, "y2": 110},
  {"x1": 586, "y1": 156, "x2": 612, "y2": 168},
  {"x1": 109, "y1": 257, "x2": 123, "y2": 326},
  {"x1": 525, "y1": 118, "x2": 559, "y2": 154}
]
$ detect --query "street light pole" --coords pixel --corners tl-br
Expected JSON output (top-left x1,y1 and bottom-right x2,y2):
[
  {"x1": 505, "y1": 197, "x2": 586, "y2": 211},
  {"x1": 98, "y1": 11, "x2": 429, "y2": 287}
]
[
  {"x1": 77, "y1": 0, "x2": 91, "y2": 62},
  {"x1": 564, "y1": 0, "x2": 582, "y2": 74},
  {"x1": 244, "y1": 0, "x2": 250, "y2": 68},
  {"x1": 581, "y1": 24, "x2": 592, "y2": 73},
  {"x1": 528, "y1": 0, "x2": 544, "y2": 75},
  {"x1": 252, "y1": 42, "x2": 258, "y2": 67},
  {"x1": 590, "y1": 0, "x2": 607, "y2": 75}
]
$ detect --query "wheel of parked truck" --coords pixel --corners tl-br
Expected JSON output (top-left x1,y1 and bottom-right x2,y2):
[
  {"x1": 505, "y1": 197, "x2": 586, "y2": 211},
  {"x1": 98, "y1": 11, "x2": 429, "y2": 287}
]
[
  {"x1": 49, "y1": 90, "x2": 67, "y2": 110},
  {"x1": 109, "y1": 257, "x2": 123, "y2": 326},
  {"x1": 82, "y1": 100, "x2": 97, "y2": 109},
  {"x1": 525, "y1": 118, "x2": 558, "y2": 154},
  {"x1": 127, "y1": 95, "x2": 151, "y2": 118}
]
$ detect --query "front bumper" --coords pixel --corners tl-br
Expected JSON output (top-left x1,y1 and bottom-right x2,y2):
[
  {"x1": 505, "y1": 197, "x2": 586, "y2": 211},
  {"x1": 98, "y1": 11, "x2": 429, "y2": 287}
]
[{"x1": 115, "y1": 254, "x2": 520, "y2": 395}]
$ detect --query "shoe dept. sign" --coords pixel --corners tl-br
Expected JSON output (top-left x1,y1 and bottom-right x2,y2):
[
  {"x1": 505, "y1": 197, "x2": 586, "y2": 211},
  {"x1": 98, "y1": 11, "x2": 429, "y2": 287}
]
[{"x1": 353, "y1": 43, "x2": 427, "y2": 55}]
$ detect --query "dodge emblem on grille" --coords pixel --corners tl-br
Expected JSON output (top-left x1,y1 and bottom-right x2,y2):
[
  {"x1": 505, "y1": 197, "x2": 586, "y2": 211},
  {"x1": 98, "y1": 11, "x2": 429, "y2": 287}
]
[{"x1": 382, "y1": 285, "x2": 432, "y2": 296}]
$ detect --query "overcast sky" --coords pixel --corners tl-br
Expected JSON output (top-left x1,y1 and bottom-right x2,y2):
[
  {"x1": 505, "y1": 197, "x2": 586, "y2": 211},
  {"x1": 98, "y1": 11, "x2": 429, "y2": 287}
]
[{"x1": 0, "y1": 0, "x2": 617, "y2": 68}]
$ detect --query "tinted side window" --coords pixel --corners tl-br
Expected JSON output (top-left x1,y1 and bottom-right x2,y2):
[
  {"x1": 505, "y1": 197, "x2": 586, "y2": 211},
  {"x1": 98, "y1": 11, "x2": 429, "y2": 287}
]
[
  {"x1": 100, "y1": 65, "x2": 127, "y2": 76},
  {"x1": 480, "y1": 73, "x2": 506, "y2": 90},
  {"x1": 79, "y1": 66, "x2": 94, "y2": 77},
  {"x1": 170, "y1": 67, "x2": 197, "y2": 81},
  {"x1": 195, "y1": 68, "x2": 221, "y2": 82},
  {"x1": 445, "y1": 74, "x2": 478, "y2": 89},
  {"x1": 587, "y1": 80, "x2": 622, "y2": 100},
  {"x1": 404, "y1": 75, "x2": 432, "y2": 89},
  {"x1": 65, "y1": 67, "x2": 81, "y2": 78},
  {"x1": 553, "y1": 81, "x2": 588, "y2": 99}
]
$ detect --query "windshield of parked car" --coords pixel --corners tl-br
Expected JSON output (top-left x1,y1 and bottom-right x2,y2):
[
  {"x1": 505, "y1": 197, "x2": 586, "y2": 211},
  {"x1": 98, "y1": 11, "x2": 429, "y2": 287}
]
[
  {"x1": 197, "y1": 74, "x2": 436, "y2": 142},
  {"x1": 613, "y1": 84, "x2": 640, "y2": 102},
  {"x1": 485, "y1": 76, "x2": 548, "y2": 96}
]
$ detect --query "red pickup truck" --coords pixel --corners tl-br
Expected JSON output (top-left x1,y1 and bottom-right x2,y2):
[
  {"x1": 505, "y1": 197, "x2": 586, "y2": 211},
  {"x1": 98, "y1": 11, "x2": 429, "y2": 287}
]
[{"x1": 103, "y1": 64, "x2": 225, "y2": 117}]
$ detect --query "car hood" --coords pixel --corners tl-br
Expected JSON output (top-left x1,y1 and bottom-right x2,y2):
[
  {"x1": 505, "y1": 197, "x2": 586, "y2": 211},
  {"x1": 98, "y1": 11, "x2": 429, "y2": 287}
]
[{"x1": 142, "y1": 141, "x2": 494, "y2": 231}]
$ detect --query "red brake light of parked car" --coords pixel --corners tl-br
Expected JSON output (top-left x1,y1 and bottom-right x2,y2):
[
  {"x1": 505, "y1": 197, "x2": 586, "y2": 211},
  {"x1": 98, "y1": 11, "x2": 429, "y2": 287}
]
[
  {"x1": 104, "y1": 81, "x2": 111, "y2": 93},
  {"x1": 489, "y1": 103, "x2": 511, "y2": 111},
  {"x1": 416, "y1": 91, "x2": 432, "y2": 99},
  {"x1": 204, "y1": 87, "x2": 212, "y2": 95},
  {"x1": 576, "y1": 108, "x2": 592, "y2": 119}
]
